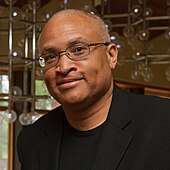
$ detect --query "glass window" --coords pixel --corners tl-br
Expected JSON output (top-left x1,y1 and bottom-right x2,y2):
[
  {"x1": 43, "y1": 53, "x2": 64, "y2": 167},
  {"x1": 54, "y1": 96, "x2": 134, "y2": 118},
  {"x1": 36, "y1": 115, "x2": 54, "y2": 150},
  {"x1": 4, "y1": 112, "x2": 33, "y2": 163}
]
[
  {"x1": 0, "y1": 115, "x2": 8, "y2": 170},
  {"x1": 35, "y1": 80, "x2": 60, "y2": 110},
  {"x1": 0, "y1": 75, "x2": 9, "y2": 107},
  {"x1": 0, "y1": 76, "x2": 60, "y2": 110},
  {"x1": 0, "y1": 75, "x2": 9, "y2": 93}
]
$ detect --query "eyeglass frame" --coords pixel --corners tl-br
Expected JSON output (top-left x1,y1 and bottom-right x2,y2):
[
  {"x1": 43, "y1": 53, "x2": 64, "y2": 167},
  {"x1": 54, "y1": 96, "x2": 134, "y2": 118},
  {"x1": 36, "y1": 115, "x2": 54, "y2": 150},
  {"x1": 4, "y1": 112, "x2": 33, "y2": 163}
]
[{"x1": 38, "y1": 42, "x2": 110, "y2": 68}]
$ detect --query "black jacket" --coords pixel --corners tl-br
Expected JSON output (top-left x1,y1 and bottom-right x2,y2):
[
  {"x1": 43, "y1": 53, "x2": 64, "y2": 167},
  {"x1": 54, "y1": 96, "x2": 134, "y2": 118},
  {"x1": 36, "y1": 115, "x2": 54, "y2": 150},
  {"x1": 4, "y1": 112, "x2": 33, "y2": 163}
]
[{"x1": 17, "y1": 85, "x2": 170, "y2": 170}]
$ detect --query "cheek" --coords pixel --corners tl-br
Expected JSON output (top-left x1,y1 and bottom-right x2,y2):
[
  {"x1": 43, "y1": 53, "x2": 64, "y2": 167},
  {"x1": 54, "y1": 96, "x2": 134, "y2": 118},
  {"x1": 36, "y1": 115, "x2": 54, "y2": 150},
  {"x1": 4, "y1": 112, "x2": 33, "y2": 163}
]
[
  {"x1": 85, "y1": 59, "x2": 109, "y2": 84},
  {"x1": 92, "y1": 56, "x2": 110, "y2": 75},
  {"x1": 94, "y1": 58, "x2": 112, "y2": 82},
  {"x1": 43, "y1": 69, "x2": 56, "y2": 87}
]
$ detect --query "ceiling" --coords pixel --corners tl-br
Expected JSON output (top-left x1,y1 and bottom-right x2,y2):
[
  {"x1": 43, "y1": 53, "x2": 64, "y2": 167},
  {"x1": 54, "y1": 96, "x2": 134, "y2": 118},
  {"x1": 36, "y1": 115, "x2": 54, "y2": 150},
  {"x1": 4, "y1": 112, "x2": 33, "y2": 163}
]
[
  {"x1": 95, "y1": 0, "x2": 169, "y2": 39},
  {"x1": 1, "y1": 0, "x2": 168, "y2": 39}
]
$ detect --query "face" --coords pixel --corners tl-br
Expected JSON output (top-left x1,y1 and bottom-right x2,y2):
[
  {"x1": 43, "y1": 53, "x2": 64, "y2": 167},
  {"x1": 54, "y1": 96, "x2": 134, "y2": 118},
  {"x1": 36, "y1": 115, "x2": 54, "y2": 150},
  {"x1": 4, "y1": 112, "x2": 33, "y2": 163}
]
[{"x1": 38, "y1": 13, "x2": 118, "y2": 109}]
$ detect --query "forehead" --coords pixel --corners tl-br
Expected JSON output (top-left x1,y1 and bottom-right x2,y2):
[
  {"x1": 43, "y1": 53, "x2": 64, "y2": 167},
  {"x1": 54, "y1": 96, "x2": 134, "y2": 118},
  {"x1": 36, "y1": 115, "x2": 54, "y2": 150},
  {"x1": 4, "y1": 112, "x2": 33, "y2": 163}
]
[{"x1": 50, "y1": 13, "x2": 94, "y2": 31}]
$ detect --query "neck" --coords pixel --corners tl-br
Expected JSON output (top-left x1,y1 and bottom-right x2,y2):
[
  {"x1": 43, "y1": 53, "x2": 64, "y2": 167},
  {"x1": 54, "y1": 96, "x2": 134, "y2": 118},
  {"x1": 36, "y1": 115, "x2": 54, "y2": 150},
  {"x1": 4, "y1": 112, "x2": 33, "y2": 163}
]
[{"x1": 63, "y1": 86, "x2": 113, "y2": 131}]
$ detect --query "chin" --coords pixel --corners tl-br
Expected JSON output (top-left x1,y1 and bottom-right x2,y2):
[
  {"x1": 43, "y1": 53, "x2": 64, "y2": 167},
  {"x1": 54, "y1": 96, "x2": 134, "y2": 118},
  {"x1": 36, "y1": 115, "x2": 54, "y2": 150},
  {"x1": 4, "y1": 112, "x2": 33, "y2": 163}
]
[{"x1": 61, "y1": 95, "x2": 86, "y2": 105}]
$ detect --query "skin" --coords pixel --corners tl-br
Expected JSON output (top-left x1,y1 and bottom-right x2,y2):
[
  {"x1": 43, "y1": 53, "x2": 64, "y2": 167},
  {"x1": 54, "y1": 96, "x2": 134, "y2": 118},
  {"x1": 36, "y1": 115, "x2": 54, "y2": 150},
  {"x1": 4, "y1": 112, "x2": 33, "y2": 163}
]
[{"x1": 38, "y1": 11, "x2": 118, "y2": 131}]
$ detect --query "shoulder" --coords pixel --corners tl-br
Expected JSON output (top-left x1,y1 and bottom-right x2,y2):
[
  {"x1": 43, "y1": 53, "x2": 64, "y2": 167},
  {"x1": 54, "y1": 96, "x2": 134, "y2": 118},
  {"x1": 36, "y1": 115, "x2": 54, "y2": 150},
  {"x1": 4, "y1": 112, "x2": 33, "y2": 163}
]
[
  {"x1": 113, "y1": 85, "x2": 170, "y2": 123},
  {"x1": 17, "y1": 106, "x2": 64, "y2": 143},
  {"x1": 17, "y1": 106, "x2": 64, "y2": 164},
  {"x1": 115, "y1": 85, "x2": 170, "y2": 111},
  {"x1": 128, "y1": 90, "x2": 170, "y2": 113}
]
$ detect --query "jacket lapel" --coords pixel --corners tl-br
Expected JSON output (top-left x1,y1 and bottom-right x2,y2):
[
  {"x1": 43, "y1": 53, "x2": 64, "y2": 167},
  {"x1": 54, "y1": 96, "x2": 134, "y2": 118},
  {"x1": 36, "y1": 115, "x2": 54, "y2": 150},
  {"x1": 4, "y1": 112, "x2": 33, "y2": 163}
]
[
  {"x1": 38, "y1": 107, "x2": 65, "y2": 170},
  {"x1": 92, "y1": 85, "x2": 132, "y2": 170}
]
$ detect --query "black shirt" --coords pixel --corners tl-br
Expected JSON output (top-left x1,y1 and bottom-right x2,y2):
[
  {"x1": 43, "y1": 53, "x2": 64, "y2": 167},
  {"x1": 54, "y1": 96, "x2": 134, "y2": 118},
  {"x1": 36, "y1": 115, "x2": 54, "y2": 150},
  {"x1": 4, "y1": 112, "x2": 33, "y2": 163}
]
[{"x1": 59, "y1": 118, "x2": 106, "y2": 170}]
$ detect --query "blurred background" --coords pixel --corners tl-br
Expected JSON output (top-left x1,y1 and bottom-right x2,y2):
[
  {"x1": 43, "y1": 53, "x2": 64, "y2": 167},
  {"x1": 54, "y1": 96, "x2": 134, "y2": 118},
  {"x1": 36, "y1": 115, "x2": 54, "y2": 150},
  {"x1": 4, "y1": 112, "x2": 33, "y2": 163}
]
[{"x1": 0, "y1": 0, "x2": 169, "y2": 169}]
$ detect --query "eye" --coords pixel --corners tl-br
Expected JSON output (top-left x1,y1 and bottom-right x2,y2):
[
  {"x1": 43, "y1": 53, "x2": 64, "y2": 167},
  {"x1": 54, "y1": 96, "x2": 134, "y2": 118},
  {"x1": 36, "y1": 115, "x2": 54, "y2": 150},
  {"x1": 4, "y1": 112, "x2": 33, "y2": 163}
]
[
  {"x1": 44, "y1": 53, "x2": 58, "y2": 63},
  {"x1": 70, "y1": 44, "x2": 88, "y2": 56}
]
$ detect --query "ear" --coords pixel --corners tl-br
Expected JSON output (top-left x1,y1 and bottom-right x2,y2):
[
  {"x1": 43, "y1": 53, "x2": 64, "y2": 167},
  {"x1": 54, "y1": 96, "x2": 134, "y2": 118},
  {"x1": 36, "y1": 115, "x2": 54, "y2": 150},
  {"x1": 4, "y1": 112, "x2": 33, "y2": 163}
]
[{"x1": 106, "y1": 43, "x2": 118, "y2": 69}]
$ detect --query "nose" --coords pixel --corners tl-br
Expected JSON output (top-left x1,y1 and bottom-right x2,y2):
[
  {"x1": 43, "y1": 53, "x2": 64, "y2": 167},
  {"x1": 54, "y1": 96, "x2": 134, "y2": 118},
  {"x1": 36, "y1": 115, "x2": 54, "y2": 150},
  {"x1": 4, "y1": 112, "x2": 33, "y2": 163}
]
[{"x1": 55, "y1": 53, "x2": 77, "y2": 75}]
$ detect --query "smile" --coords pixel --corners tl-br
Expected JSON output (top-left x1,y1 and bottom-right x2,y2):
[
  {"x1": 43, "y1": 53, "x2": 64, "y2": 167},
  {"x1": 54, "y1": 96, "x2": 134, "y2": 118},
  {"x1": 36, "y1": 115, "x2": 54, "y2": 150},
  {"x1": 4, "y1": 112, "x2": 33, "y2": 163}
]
[{"x1": 56, "y1": 78, "x2": 83, "y2": 89}]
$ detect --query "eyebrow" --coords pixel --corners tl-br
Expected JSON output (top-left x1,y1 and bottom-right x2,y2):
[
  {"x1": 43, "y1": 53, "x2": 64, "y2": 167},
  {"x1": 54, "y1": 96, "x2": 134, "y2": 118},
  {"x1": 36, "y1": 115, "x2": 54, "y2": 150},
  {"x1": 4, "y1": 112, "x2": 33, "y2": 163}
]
[
  {"x1": 41, "y1": 37, "x2": 89, "y2": 54},
  {"x1": 41, "y1": 48, "x2": 58, "y2": 54}
]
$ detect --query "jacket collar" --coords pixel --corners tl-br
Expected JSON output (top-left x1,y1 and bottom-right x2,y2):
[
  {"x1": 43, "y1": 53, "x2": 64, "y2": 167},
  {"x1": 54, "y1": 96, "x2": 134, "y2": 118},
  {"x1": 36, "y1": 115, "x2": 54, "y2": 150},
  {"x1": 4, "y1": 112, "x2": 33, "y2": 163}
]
[{"x1": 108, "y1": 84, "x2": 131, "y2": 129}]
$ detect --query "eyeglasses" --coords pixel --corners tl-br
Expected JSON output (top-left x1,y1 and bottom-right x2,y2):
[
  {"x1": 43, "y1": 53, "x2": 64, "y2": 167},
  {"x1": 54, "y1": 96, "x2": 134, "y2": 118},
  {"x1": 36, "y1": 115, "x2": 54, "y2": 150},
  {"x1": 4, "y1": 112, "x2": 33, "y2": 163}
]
[{"x1": 38, "y1": 42, "x2": 109, "y2": 68}]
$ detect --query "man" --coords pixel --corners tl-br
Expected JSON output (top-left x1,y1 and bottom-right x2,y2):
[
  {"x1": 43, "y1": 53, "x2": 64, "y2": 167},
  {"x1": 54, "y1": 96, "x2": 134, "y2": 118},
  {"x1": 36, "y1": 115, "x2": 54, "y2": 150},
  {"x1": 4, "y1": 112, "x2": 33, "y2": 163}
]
[{"x1": 17, "y1": 9, "x2": 170, "y2": 170}]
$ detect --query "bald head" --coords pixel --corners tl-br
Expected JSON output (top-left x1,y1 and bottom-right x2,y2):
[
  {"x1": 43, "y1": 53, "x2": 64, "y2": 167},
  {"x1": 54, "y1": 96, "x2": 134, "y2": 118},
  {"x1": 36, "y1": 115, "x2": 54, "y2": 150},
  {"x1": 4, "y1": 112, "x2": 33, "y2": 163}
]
[{"x1": 39, "y1": 9, "x2": 110, "y2": 44}]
